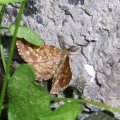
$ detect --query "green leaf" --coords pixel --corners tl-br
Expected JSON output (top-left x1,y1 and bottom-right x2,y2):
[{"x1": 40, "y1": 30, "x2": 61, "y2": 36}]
[
  {"x1": 0, "y1": 0, "x2": 24, "y2": 4},
  {"x1": 8, "y1": 64, "x2": 51, "y2": 120},
  {"x1": 9, "y1": 24, "x2": 45, "y2": 46},
  {"x1": 40, "y1": 102, "x2": 83, "y2": 120}
]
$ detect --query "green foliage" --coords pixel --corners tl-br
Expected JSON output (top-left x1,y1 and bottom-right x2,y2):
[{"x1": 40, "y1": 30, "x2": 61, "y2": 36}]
[
  {"x1": 8, "y1": 64, "x2": 51, "y2": 120},
  {"x1": 9, "y1": 24, "x2": 45, "y2": 46},
  {"x1": 0, "y1": 0, "x2": 24, "y2": 4}
]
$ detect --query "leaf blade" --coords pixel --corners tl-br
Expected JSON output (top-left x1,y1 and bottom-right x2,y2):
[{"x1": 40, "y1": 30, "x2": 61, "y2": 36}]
[
  {"x1": 8, "y1": 64, "x2": 51, "y2": 120},
  {"x1": 9, "y1": 24, "x2": 45, "y2": 46}
]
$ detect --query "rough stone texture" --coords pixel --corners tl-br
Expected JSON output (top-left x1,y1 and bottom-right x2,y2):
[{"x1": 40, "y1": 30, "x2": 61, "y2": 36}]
[{"x1": 3, "y1": 0, "x2": 120, "y2": 119}]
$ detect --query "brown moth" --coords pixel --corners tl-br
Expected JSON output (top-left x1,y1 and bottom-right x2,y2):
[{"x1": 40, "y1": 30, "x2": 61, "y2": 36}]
[{"x1": 16, "y1": 39, "x2": 72, "y2": 94}]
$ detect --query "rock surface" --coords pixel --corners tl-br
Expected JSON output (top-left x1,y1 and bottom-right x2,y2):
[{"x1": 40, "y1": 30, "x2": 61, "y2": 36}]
[{"x1": 3, "y1": 0, "x2": 120, "y2": 119}]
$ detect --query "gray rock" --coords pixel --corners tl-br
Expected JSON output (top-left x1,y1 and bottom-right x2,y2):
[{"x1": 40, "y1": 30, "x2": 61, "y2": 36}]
[{"x1": 3, "y1": 0, "x2": 120, "y2": 119}]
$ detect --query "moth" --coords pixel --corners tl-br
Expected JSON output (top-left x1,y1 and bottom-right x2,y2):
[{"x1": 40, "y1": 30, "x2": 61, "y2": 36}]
[{"x1": 16, "y1": 39, "x2": 72, "y2": 94}]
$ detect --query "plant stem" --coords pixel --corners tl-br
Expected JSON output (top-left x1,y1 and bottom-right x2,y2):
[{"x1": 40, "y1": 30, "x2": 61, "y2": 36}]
[
  {"x1": 0, "y1": 5, "x2": 6, "y2": 72},
  {"x1": 0, "y1": 5, "x2": 6, "y2": 24},
  {"x1": 51, "y1": 97, "x2": 120, "y2": 113},
  {"x1": 0, "y1": 43, "x2": 6, "y2": 72},
  {"x1": 0, "y1": 1, "x2": 26, "y2": 117}
]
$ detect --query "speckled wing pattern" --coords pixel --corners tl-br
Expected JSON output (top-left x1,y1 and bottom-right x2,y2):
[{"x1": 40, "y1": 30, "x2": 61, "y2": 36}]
[
  {"x1": 50, "y1": 52, "x2": 72, "y2": 94},
  {"x1": 16, "y1": 39, "x2": 72, "y2": 94}
]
